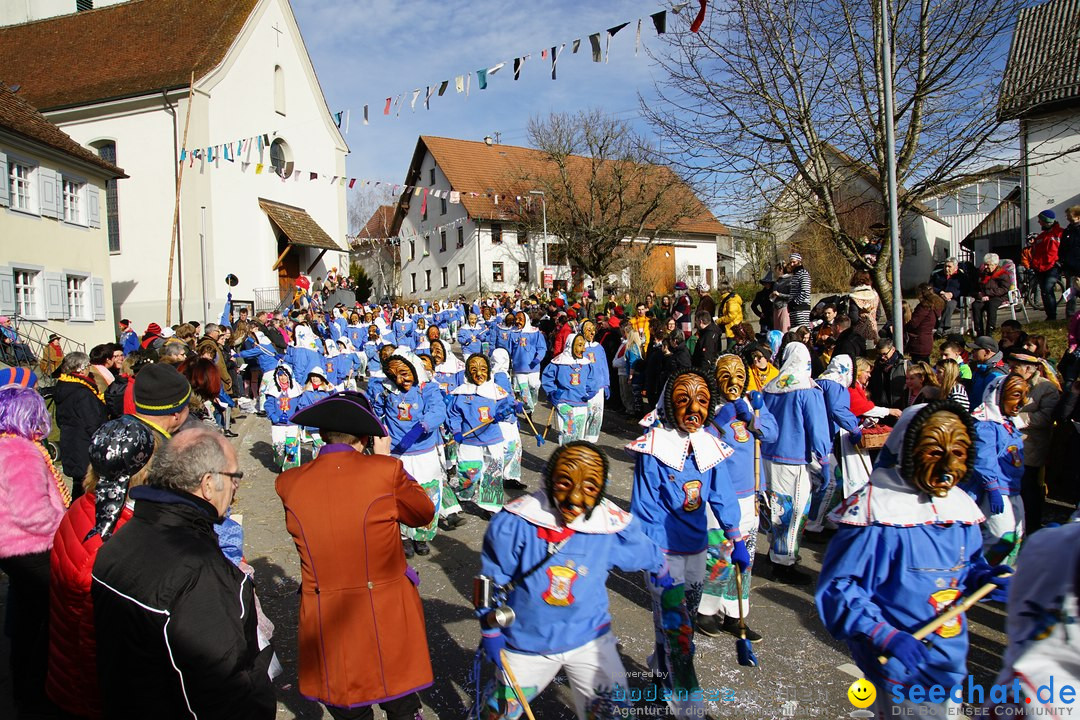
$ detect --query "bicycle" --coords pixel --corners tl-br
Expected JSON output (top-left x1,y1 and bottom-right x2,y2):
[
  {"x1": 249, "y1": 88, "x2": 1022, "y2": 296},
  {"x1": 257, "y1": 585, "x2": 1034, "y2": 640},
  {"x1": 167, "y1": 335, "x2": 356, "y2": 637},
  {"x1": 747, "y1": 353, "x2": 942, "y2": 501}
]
[{"x1": 1017, "y1": 265, "x2": 1064, "y2": 312}]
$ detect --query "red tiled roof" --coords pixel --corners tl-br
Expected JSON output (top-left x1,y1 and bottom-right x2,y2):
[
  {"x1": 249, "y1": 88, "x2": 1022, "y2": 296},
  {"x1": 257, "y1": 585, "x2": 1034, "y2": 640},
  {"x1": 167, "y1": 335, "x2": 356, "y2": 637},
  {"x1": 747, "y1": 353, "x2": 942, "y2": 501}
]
[
  {"x1": 0, "y1": 84, "x2": 124, "y2": 177},
  {"x1": 356, "y1": 205, "x2": 396, "y2": 239},
  {"x1": 0, "y1": 0, "x2": 258, "y2": 110},
  {"x1": 400, "y1": 136, "x2": 728, "y2": 236}
]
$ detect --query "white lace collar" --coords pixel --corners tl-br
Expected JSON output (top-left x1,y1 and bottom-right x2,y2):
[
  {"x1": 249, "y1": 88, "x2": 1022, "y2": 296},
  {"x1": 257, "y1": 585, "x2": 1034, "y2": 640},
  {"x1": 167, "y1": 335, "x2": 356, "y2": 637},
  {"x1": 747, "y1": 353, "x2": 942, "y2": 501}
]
[
  {"x1": 625, "y1": 424, "x2": 733, "y2": 472},
  {"x1": 830, "y1": 467, "x2": 985, "y2": 527},
  {"x1": 504, "y1": 491, "x2": 632, "y2": 535}
]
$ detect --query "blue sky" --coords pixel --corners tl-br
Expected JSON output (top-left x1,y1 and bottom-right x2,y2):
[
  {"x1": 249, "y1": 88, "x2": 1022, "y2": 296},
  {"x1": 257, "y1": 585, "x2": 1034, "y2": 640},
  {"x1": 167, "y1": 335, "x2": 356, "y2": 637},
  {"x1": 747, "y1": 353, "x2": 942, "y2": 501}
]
[{"x1": 292, "y1": 0, "x2": 677, "y2": 197}]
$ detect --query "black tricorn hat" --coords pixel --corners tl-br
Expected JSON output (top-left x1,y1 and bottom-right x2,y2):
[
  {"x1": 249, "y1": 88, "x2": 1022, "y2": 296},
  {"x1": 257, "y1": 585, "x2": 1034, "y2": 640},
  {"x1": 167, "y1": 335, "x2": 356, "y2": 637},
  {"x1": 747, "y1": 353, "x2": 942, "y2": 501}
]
[{"x1": 289, "y1": 391, "x2": 387, "y2": 437}]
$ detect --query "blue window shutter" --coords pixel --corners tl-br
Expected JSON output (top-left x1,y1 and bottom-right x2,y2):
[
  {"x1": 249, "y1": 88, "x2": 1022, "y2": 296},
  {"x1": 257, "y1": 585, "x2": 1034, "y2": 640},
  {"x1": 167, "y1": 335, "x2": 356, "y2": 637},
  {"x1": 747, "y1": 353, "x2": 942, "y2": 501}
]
[
  {"x1": 0, "y1": 267, "x2": 14, "y2": 315},
  {"x1": 92, "y1": 277, "x2": 106, "y2": 320},
  {"x1": 39, "y1": 167, "x2": 58, "y2": 218},
  {"x1": 44, "y1": 272, "x2": 66, "y2": 319},
  {"x1": 88, "y1": 184, "x2": 100, "y2": 228},
  {"x1": 0, "y1": 152, "x2": 8, "y2": 207}
]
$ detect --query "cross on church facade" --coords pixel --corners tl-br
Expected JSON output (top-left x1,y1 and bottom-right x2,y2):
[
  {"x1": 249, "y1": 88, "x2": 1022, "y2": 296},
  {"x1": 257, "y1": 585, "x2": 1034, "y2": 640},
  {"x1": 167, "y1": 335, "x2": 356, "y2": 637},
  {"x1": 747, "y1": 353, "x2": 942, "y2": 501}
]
[{"x1": 272, "y1": 21, "x2": 283, "y2": 47}]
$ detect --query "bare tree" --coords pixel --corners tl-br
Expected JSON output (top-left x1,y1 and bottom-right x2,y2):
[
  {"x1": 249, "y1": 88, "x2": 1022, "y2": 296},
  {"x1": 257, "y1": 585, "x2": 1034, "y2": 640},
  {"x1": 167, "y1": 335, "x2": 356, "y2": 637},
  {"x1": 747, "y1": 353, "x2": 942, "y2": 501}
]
[
  {"x1": 348, "y1": 186, "x2": 400, "y2": 300},
  {"x1": 512, "y1": 109, "x2": 704, "y2": 298},
  {"x1": 645, "y1": 0, "x2": 1029, "y2": 301}
]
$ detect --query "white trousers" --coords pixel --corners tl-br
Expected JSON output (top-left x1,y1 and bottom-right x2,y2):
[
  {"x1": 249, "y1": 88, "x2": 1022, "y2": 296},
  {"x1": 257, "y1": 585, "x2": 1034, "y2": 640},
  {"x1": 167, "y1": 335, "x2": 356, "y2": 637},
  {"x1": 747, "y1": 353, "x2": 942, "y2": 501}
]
[
  {"x1": 764, "y1": 460, "x2": 811, "y2": 566},
  {"x1": 980, "y1": 493, "x2": 1025, "y2": 567},
  {"x1": 485, "y1": 632, "x2": 628, "y2": 720},
  {"x1": 513, "y1": 371, "x2": 541, "y2": 411}
]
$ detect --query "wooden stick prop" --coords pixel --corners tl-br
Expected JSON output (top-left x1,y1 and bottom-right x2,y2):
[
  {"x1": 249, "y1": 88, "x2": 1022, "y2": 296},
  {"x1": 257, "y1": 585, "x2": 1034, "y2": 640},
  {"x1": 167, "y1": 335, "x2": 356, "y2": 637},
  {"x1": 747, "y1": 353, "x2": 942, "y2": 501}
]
[
  {"x1": 500, "y1": 650, "x2": 538, "y2": 720},
  {"x1": 521, "y1": 411, "x2": 545, "y2": 446},
  {"x1": 877, "y1": 582, "x2": 1000, "y2": 664},
  {"x1": 460, "y1": 418, "x2": 494, "y2": 439},
  {"x1": 541, "y1": 406, "x2": 556, "y2": 442},
  {"x1": 753, "y1": 408, "x2": 761, "y2": 518},
  {"x1": 165, "y1": 73, "x2": 195, "y2": 326}
]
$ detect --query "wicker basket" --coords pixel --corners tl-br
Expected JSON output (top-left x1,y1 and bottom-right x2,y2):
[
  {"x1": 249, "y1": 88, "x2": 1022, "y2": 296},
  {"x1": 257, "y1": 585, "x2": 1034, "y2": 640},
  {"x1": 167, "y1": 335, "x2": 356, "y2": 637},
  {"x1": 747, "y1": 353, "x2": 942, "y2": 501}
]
[{"x1": 859, "y1": 426, "x2": 891, "y2": 449}]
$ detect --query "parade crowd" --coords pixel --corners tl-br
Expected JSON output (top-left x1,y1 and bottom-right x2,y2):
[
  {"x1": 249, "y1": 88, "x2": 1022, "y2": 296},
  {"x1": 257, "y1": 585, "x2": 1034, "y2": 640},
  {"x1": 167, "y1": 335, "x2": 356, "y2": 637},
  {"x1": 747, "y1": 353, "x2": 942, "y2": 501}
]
[{"x1": 2, "y1": 248, "x2": 1080, "y2": 720}]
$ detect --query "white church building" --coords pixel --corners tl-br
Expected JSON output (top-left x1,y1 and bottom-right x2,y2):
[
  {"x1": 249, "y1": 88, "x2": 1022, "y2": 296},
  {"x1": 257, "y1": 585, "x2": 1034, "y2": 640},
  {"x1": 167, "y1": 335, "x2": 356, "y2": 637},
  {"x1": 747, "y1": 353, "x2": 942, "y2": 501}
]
[{"x1": 0, "y1": 0, "x2": 349, "y2": 331}]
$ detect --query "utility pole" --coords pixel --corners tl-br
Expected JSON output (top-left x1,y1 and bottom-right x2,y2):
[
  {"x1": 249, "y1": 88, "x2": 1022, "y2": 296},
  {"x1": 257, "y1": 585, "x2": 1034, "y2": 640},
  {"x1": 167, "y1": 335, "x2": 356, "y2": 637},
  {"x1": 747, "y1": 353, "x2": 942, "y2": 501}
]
[{"x1": 881, "y1": 0, "x2": 904, "y2": 353}]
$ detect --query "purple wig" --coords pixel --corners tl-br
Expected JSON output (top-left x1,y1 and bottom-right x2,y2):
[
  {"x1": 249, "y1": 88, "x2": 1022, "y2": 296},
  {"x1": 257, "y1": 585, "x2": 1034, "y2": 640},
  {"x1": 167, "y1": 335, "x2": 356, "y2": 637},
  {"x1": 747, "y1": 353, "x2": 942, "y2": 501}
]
[{"x1": 0, "y1": 386, "x2": 51, "y2": 440}]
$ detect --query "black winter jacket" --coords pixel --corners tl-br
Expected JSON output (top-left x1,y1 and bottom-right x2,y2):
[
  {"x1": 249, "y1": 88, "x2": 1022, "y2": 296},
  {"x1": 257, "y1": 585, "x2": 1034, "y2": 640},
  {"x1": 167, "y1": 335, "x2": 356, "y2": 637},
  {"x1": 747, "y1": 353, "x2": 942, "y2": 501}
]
[
  {"x1": 92, "y1": 486, "x2": 275, "y2": 720},
  {"x1": 53, "y1": 376, "x2": 108, "y2": 479},
  {"x1": 1061, "y1": 222, "x2": 1080, "y2": 275}
]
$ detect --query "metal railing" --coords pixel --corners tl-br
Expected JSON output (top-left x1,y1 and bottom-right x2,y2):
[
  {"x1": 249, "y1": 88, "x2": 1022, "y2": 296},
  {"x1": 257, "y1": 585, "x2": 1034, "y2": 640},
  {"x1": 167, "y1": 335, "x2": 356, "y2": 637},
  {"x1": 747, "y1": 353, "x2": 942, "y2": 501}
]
[
  {"x1": 254, "y1": 282, "x2": 297, "y2": 315},
  {"x1": 3, "y1": 315, "x2": 85, "y2": 371}
]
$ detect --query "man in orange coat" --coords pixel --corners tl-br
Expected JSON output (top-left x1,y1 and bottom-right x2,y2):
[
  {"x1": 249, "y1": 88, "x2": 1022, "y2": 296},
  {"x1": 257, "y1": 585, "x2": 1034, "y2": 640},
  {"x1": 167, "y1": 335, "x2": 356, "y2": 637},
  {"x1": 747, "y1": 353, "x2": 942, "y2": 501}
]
[{"x1": 276, "y1": 391, "x2": 435, "y2": 719}]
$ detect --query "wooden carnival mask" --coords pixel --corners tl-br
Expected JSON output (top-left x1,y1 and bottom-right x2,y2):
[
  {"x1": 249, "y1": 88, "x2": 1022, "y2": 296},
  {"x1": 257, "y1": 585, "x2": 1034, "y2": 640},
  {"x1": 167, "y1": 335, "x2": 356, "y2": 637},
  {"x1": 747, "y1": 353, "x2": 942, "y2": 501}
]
[
  {"x1": 581, "y1": 320, "x2": 597, "y2": 343},
  {"x1": 386, "y1": 357, "x2": 416, "y2": 392},
  {"x1": 547, "y1": 443, "x2": 606, "y2": 525},
  {"x1": 515, "y1": 311, "x2": 527, "y2": 330},
  {"x1": 571, "y1": 335, "x2": 586, "y2": 359},
  {"x1": 669, "y1": 372, "x2": 711, "y2": 434},
  {"x1": 466, "y1": 355, "x2": 489, "y2": 385},
  {"x1": 1001, "y1": 374, "x2": 1029, "y2": 417},
  {"x1": 427, "y1": 325, "x2": 441, "y2": 342},
  {"x1": 714, "y1": 355, "x2": 747, "y2": 403},
  {"x1": 418, "y1": 354, "x2": 434, "y2": 375},
  {"x1": 430, "y1": 339, "x2": 446, "y2": 366},
  {"x1": 368, "y1": 325, "x2": 380, "y2": 340},
  {"x1": 378, "y1": 345, "x2": 396, "y2": 363},
  {"x1": 910, "y1": 410, "x2": 972, "y2": 497}
]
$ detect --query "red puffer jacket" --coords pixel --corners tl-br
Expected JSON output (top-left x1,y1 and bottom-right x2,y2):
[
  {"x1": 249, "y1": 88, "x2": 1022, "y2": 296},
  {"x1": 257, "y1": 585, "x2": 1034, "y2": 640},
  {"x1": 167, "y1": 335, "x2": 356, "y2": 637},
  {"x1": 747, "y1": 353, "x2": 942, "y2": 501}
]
[{"x1": 47, "y1": 492, "x2": 133, "y2": 719}]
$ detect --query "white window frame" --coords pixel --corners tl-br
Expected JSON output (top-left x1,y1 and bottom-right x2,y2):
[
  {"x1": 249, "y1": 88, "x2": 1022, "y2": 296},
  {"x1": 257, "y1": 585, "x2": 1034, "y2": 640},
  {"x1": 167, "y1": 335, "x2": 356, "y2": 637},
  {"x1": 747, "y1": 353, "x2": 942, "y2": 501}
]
[
  {"x1": 13, "y1": 267, "x2": 43, "y2": 319},
  {"x1": 411, "y1": 273, "x2": 417, "y2": 293},
  {"x1": 66, "y1": 273, "x2": 90, "y2": 321},
  {"x1": 458, "y1": 263, "x2": 465, "y2": 286},
  {"x1": 492, "y1": 262, "x2": 504, "y2": 283},
  {"x1": 441, "y1": 267, "x2": 448, "y2": 288},
  {"x1": 425, "y1": 269, "x2": 431, "y2": 292},
  {"x1": 9, "y1": 160, "x2": 35, "y2": 214},
  {"x1": 62, "y1": 177, "x2": 84, "y2": 224}
]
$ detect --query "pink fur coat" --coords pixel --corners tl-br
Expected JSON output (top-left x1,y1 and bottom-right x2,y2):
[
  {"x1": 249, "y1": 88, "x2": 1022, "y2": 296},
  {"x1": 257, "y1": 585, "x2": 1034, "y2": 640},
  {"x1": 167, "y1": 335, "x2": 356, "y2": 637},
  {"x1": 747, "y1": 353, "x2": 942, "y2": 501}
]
[{"x1": 0, "y1": 435, "x2": 67, "y2": 558}]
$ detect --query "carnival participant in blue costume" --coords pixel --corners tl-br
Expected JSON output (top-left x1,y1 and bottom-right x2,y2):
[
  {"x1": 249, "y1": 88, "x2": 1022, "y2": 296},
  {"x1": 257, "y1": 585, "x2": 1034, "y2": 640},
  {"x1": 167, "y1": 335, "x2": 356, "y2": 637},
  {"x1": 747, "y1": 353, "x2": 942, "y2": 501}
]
[
  {"x1": 805, "y1": 354, "x2": 863, "y2": 533},
  {"x1": 627, "y1": 368, "x2": 745, "y2": 717},
  {"x1": 477, "y1": 441, "x2": 667, "y2": 720},
  {"x1": 430, "y1": 339, "x2": 465, "y2": 393},
  {"x1": 458, "y1": 312, "x2": 486, "y2": 356},
  {"x1": 967, "y1": 373, "x2": 1029, "y2": 566},
  {"x1": 293, "y1": 366, "x2": 334, "y2": 457},
  {"x1": 345, "y1": 310, "x2": 367, "y2": 349},
  {"x1": 284, "y1": 326, "x2": 324, "y2": 385},
  {"x1": 492, "y1": 348, "x2": 527, "y2": 491},
  {"x1": 760, "y1": 342, "x2": 831, "y2": 585},
  {"x1": 493, "y1": 313, "x2": 516, "y2": 355},
  {"x1": 698, "y1": 354, "x2": 777, "y2": 642},
  {"x1": 579, "y1": 320, "x2": 609, "y2": 443},
  {"x1": 541, "y1": 335, "x2": 595, "y2": 445},
  {"x1": 264, "y1": 364, "x2": 303, "y2": 470},
  {"x1": 817, "y1": 400, "x2": 1011, "y2": 718},
  {"x1": 362, "y1": 324, "x2": 386, "y2": 372},
  {"x1": 322, "y1": 339, "x2": 350, "y2": 390},
  {"x1": 447, "y1": 354, "x2": 514, "y2": 517},
  {"x1": 392, "y1": 308, "x2": 416, "y2": 351},
  {"x1": 239, "y1": 328, "x2": 282, "y2": 412},
  {"x1": 371, "y1": 350, "x2": 447, "y2": 557},
  {"x1": 510, "y1": 311, "x2": 547, "y2": 413}
]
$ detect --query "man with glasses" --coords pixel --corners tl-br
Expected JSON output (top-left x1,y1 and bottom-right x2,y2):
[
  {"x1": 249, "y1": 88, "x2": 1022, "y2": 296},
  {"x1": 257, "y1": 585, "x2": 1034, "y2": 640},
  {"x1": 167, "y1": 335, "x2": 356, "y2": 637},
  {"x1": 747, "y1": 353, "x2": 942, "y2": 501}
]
[{"x1": 92, "y1": 428, "x2": 275, "y2": 719}]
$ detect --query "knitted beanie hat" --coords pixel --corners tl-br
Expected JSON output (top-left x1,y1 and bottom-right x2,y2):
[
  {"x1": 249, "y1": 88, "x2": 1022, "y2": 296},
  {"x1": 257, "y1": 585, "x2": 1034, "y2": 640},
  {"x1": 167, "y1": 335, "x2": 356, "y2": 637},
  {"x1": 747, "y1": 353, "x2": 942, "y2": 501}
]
[{"x1": 133, "y1": 363, "x2": 191, "y2": 416}]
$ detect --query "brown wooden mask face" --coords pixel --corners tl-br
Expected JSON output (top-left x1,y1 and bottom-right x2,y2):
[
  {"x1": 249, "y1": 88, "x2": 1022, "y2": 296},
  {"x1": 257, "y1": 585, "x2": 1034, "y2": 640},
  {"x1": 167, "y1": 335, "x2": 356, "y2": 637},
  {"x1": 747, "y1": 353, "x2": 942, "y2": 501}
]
[
  {"x1": 549, "y1": 445, "x2": 605, "y2": 525},
  {"x1": 368, "y1": 325, "x2": 379, "y2": 341},
  {"x1": 430, "y1": 340, "x2": 446, "y2": 366},
  {"x1": 714, "y1": 355, "x2": 747, "y2": 402},
  {"x1": 466, "y1": 355, "x2": 489, "y2": 385},
  {"x1": 671, "y1": 374, "x2": 710, "y2": 433},
  {"x1": 427, "y1": 326, "x2": 441, "y2": 342},
  {"x1": 387, "y1": 358, "x2": 415, "y2": 392},
  {"x1": 911, "y1": 411, "x2": 971, "y2": 497},
  {"x1": 378, "y1": 345, "x2": 396, "y2": 363},
  {"x1": 515, "y1": 311, "x2": 527, "y2": 330},
  {"x1": 418, "y1": 354, "x2": 434, "y2": 375},
  {"x1": 1001, "y1": 374, "x2": 1029, "y2": 417},
  {"x1": 572, "y1": 335, "x2": 586, "y2": 359},
  {"x1": 581, "y1": 321, "x2": 596, "y2": 343}
]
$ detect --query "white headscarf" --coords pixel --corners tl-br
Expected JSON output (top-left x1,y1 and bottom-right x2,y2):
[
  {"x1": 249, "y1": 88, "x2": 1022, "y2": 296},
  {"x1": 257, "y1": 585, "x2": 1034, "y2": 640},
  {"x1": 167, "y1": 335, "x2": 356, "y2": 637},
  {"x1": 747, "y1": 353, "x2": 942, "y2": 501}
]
[
  {"x1": 550, "y1": 334, "x2": 592, "y2": 366},
  {"x1": 295, "y1": 324, "x2": 320, "y2": 352},
  {"x1": 451, "y1": 356, "x2": 506, "y2": 400},
  {"x1": 763, "y1": 342, "x2": 815, "y2": 393},
  {"x1": 818, "y1": 354, "x2": 853, "y2": 387},
  {"x1": 491, "y1": 348, "x2": 511, "y2": 376}
]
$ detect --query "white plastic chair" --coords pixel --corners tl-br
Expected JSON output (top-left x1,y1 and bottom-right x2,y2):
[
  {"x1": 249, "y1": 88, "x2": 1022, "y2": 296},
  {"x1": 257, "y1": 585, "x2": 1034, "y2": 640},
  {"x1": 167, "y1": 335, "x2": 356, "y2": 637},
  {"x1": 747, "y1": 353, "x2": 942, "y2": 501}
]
[{"x1": 1001, "y1": 259, "x2": 1030, "y2": 323}]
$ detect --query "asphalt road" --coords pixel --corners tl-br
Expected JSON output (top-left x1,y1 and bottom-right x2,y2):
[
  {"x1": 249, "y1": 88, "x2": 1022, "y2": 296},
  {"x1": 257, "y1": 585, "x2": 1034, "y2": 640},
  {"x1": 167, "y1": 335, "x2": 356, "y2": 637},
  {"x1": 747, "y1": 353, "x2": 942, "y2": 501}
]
[{"x1": 0, "y1": 400, "x2": 1016, "y2": 720}]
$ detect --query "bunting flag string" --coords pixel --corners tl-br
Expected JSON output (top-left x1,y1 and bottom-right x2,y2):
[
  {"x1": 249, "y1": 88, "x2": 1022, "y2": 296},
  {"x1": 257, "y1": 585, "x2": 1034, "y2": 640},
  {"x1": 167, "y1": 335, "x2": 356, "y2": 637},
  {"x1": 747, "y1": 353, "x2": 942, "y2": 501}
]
[{"x1": 179, "y1": 4, "x2": 707, "y2": 164}]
